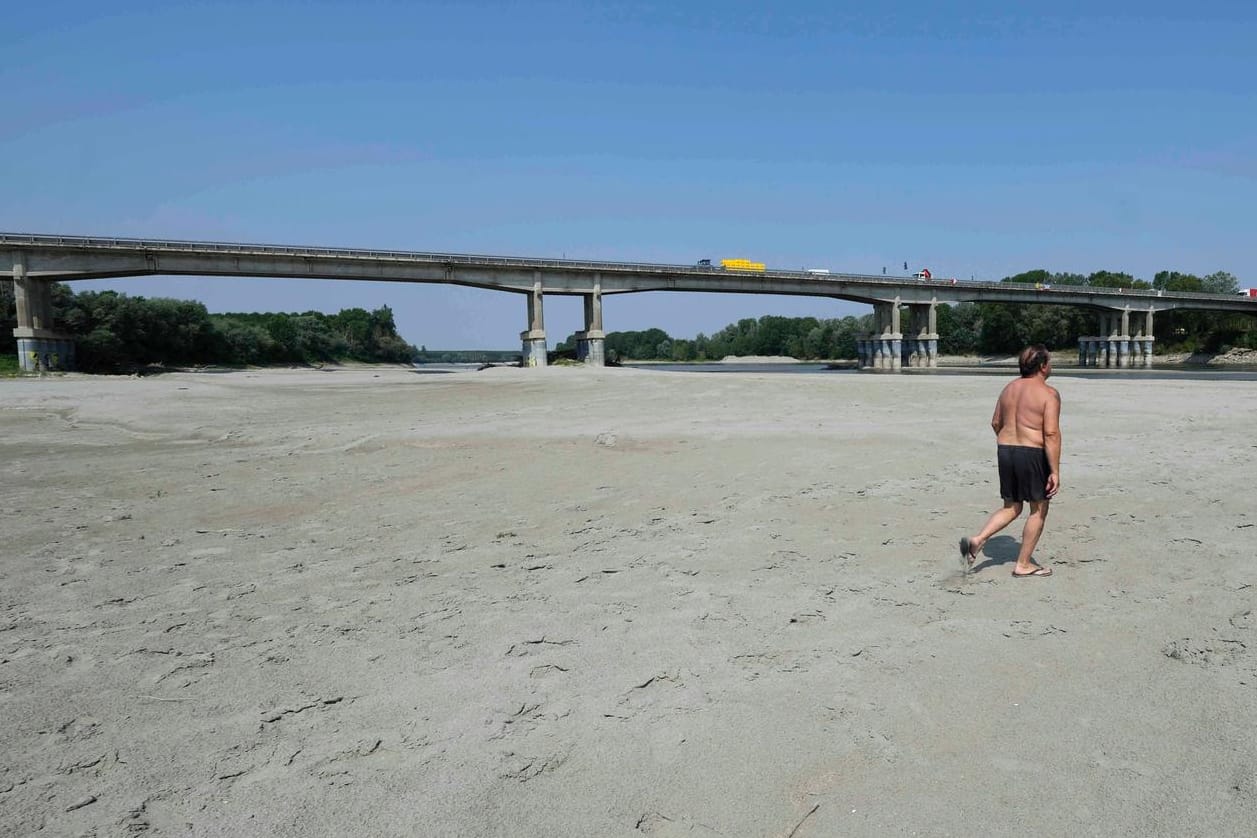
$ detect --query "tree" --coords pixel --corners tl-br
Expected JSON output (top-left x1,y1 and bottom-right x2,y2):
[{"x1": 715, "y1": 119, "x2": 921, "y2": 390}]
[
  {"x1": 1152, "y1": 271, "x2": 1202, "y2": 292},
  {"x1": 1202, "y1": 271, "x2": 1240, "y2": 295},
  {"x1": 937, "y1": 303, "x2": 980, "y2": 355},
  {"x1": 1086, "y1": 270, "x2": 1149, "y2": 290},
  {"x1": 977, "y1": 304, "x2": 1025, "y2": 354}
]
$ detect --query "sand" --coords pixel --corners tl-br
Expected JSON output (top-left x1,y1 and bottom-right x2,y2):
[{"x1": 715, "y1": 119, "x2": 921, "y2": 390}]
[{"x1": 2, "y1": 366, "x2": 1255, "y2": 837}]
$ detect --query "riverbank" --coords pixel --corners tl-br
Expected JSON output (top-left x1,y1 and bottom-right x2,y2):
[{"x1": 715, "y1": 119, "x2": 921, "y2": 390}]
[{"x1": 2, "y1": 367, "x2": 1255, "y2": 836}]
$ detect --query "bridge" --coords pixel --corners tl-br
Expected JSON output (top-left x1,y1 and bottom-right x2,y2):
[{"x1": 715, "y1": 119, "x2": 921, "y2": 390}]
[{"x1": 4, "y1": 232, "x2": 1255, "y2": 372}]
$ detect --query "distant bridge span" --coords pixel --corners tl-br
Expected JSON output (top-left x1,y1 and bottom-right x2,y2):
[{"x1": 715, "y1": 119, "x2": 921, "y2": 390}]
[{"x1": 4, "y1": 232, "x2": 1254, "y2": 371}]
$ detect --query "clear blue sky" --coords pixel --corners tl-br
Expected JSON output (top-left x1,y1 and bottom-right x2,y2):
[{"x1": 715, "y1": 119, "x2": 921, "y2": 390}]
[{"x1": 3, "y1": 1, "x2": 1253, "y2": 348}]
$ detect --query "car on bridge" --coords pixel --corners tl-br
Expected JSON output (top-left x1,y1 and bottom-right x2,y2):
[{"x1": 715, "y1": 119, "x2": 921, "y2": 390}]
[{"x1": 912, "y1": 268, "x2": 932, "y2": 280}]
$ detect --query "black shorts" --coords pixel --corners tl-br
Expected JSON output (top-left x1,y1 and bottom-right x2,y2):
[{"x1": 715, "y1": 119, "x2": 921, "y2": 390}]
[{"x1": 997, "y1": 444, "x2": 1051, "y2": 502}]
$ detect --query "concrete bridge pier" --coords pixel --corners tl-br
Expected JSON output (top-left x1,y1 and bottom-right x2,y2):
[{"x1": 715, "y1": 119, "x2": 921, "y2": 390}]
[
  {"x1": 902, "y1": 303, "x2": 938, "y2": 368},
  {"x1": 863, "y1": 301, "x2": 902, "y2": 370},
  {"x1": 1078, "y1": 310, "x2": 1155, "y2": 368},
  {"x1": 1116, "y1": 309, "x2": 1132, "y2": 368},
  {"x1": 1128, "y1": 309, "x2": 1145, "y2": 367},
  {"x1": 11, "y1": 254, "x2": 74, "y2": 372},
  {"x1": 1137, "y1": 310, "x2": 1155, "y2": 367},
  {"x1": 520, "y1": 273, "x2": 548, "y2": 367},
  {"x1": 1093, "y1": 313, "x2": 1115, "y2": 367},
  {"x1": 574, "y1": 276, "x2": 606, "y2": 366}
]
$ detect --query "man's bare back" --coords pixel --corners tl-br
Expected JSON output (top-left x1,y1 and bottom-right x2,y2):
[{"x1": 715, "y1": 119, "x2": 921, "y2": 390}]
[
  {"x1": 992, "y1": 377, "x2": 1060, "y2": 448},
  {"x1": 991, "y1": 371, "x2": 1061, "y2": 498}
]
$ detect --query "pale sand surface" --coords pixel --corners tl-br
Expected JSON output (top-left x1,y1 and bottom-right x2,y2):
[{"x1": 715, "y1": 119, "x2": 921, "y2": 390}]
[{"x1": 2, "y1": 367, "x2": 1255, "y2": 837}]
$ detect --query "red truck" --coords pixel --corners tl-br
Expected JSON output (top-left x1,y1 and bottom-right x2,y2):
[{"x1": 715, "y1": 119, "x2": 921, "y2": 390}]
[{"x1": 1240, "y1": 289, "x2": 1257, "y2": 298}]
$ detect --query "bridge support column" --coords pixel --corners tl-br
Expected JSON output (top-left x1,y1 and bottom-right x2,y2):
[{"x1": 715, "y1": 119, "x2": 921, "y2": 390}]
[
  {"x1": 11, "y1": 254, "x2": 74, "y2": 372},
  {"x1": 520, "y1": 274, "x2": 547, "y2": 367},
  {"x1": 869, "y1": 301, "x2": 902, "y2": 371},
  {"x1": 1117, "y1": 309, "x2": 1131, "y2": 368},
  {"x1": 1098, "y1": 314, "x2": 1113, "y2": 367},
  {"x1": 926, "y1": 302, "x2": 938, "y2": 367},
  {"x1": 902, "y1": 306, "x2": 918, "y2": 368},
  {"x1": 1142, "y1": 310, "x2": 1155, "y2": 367},
  {"x1": 1109, "y1": 314, "x2": 1122, "y2": 368},
  {"x1": 903, "y1": 303, "x2": 938, "y2": 368},
  {"x1": 1128, "y1": 312, "x2": 1145, "y2": 367},
  {"x1": 574, "y1": 278, "x2": 605, "y2": 366}
]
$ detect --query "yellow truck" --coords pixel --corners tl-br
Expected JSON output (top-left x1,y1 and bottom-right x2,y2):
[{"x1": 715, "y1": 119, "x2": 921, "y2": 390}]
[{"x1": 718, "y1": 257, "x2": 766, "y2": 273}]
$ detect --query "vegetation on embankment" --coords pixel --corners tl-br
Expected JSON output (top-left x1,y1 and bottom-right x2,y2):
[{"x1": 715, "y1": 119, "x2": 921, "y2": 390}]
[
  {"x1": 2, "y1": 267, "x2": 1252, "y2": 371},
  {"x1": 0, "y1": 282, "x2": 416, "y2": 373}
]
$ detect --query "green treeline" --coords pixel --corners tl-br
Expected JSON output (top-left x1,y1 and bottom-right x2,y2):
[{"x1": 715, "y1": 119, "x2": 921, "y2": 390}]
[
  {"x1": 558, "y1": 269, "x2": 1255, "y2": 361},
  {"x1": 3, "y1": 267, "x2": 1253, "y2": 371},
  {"x1": 0, "y1": 283, "x2": 416, "y2": 372}
]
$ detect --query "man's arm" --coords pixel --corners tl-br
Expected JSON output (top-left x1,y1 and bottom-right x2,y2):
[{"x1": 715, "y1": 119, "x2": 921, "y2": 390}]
[
  {"x1": 990, "y1": 388, "x2": 1006, "y2": 436},
  {"x1": 1043, "y1": 387, "x2": 1062, "y2": 497}
]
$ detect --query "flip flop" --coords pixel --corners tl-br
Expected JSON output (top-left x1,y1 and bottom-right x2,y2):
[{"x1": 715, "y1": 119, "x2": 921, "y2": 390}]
[
  {"x1": 958, "y1": 537, "x2": 977, "y2": 570},
  {"x1": 1011, "y1": 566, "x2": 1052, "y2": 578}
]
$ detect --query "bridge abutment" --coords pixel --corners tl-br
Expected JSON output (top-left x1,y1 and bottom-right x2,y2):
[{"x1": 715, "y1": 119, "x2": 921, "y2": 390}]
[{"x1": 11, "y1": 254, "x2": 74, "y2": 372}]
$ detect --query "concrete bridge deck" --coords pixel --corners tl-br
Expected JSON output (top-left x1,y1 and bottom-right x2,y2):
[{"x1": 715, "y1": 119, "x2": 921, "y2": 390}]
[{"x1": 4, "y1": 232, "x2": 1255, "y2": 371}]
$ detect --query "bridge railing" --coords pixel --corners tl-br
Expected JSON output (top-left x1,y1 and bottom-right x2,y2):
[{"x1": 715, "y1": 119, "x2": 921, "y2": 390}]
[{"x1": 1, "y1": 232, "x2": 1250, "y2": 303}]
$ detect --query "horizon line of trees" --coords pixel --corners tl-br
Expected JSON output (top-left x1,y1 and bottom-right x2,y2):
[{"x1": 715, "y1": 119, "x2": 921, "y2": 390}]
[
  {"x1": 557, "y1": 269, "x2": 1255, "y2": 361},
  {"x1": 1, "y1": 283, "x2": 417, "y2": 372},
  {"x1": 3, "y1": 267, "x2": 1253, "y2": 371}
]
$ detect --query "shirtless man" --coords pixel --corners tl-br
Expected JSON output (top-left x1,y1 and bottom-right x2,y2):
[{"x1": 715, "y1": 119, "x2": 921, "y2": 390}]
[{"x1": 960, "y1": 345, "x2": 1061, "y2": 578}]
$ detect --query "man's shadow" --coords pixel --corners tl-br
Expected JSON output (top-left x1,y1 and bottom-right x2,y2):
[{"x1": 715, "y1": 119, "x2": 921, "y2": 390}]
[{"x1": 971, "y1": 535, "x2": 1022, "y2": 572}]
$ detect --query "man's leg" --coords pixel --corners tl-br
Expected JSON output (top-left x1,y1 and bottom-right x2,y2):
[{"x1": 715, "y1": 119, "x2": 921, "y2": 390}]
[
  {"x1": 1013, "y1": 500, "x2": 1050, "y2": 574},
  {"x1": 965, "y1": 500, "x2": 1023, "y2": 560}
]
